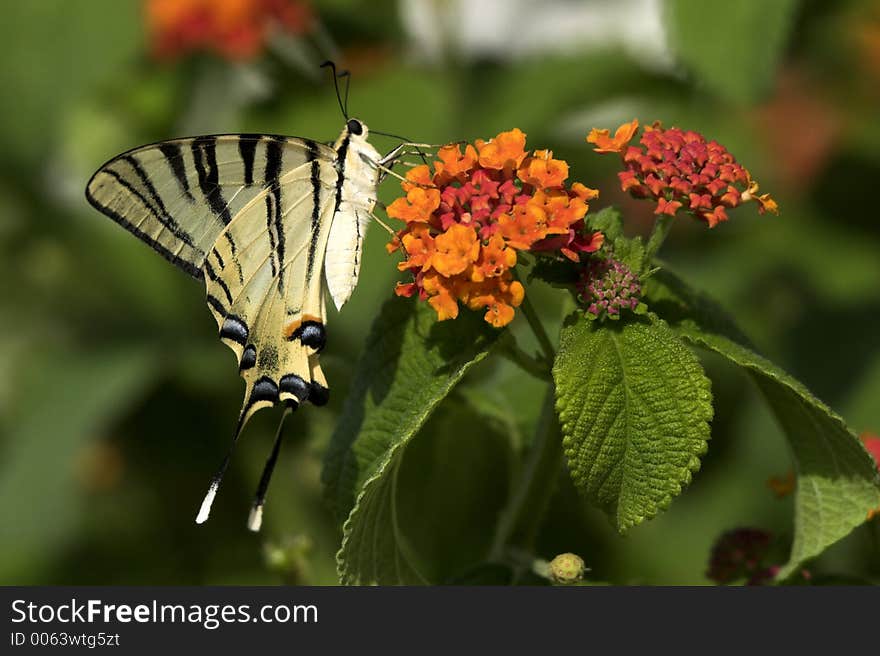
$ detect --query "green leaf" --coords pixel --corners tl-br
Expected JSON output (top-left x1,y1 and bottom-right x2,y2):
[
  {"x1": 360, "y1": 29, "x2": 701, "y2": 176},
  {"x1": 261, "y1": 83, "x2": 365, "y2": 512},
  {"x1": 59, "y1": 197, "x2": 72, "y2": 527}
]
[
  {"x1": 663, "y1": 0, "x2": 798, "y2": 103},
  {"x1": 553, "y1": 316, "x2": 713, "y2": 532},
  {"x1": 393, "y1": 399, "x2": 515, "y2": 584},
  {"x1": 645, "y1": 269, "x2": 880, "y2": 578},
  {"x1": 322, "y1": 296, "x2": 502, "y2": 584}
]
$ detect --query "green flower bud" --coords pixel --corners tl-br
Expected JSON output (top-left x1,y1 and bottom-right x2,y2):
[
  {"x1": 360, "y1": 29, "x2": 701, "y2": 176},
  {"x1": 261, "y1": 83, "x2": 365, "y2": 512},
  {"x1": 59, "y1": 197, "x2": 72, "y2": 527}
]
[{"x1": 549, "y1": 552, "x2": 585, "y2": 584}]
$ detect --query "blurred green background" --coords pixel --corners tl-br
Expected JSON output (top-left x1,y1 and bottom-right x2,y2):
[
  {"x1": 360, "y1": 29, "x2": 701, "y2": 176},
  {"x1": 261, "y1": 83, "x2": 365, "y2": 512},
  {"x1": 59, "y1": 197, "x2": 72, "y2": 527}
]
[{"x1": 1, "y1": 0, "x2": 879, "y2": 585}]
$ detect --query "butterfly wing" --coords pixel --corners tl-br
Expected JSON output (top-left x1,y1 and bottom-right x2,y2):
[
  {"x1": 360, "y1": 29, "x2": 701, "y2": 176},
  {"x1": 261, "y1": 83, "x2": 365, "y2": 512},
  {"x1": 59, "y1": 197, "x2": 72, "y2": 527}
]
[
  {"x1": 87, "y1": 134, "x2": 338, "y2": 419},
  {"x1": 86, "y1": 124, "x2": 386, "y2": 528}
]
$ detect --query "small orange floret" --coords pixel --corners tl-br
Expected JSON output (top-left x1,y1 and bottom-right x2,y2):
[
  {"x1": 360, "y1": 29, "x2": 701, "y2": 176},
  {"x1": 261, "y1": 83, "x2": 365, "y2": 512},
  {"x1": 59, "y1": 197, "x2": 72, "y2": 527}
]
[
  {"x1": 655, "y1": 197, "x2": 683, "y2": 216},
  {"x1": 431, "y1": 223, "x2": 480, "y2": 276},
  {"x1": 386, "y1": 187, "x2": 440, "y2": 223},
  {"x1": 498, "y1": 202, "x2": 548, "y2": 250},
  {"x1": 473, "y1": 235, "x2": 517, "y2": 281},
  {"x1": 587, "y1": 119, "x2": 639, "y2": 154},
  {"x1": 435, "y1": 143, "x2": 478, "y2": 181},
  {"x1": 756, "y1": 193, "x2": 779, "y2": 215},
  {"x1": 402, "y1": 164, "x2": 434, "y2": 191},
  {"x1": 398, "y1": 226, "x2": 435, "y2": 272},
  {"x1": 518, "y1": 150, "x2": 569, "y2": 188},
  {"x1": 429, "y1": 291, "x2": 460, "y2": 321},
  {"x1": 571, "y1": 182, "x2": 599, "y2": 201},
  {"x1": 476, "y1": 128, "x2": 528, "y2": 170}
]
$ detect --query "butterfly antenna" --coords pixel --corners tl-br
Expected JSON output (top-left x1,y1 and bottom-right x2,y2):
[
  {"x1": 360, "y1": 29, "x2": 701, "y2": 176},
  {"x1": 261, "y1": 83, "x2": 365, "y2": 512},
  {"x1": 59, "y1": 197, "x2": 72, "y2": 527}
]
[
  {"x1": 341, "y1": 70, "x2": 351, "y2": 118},
  {"x1": 320, "y1": 60, "x2": 349, "y2": 120},
  {"x1": 195, "y1": 412, "x2": 247, "y2": 525},
  {"x1": 246, "y1": 408, "x2": 292, "y2": 532}
]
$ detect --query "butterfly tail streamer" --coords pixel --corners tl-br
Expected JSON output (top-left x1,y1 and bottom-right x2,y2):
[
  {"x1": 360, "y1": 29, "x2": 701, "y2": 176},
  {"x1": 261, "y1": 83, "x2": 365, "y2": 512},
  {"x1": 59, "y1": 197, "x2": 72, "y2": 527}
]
[
  {"x1": 247, "y1": 407, "x2": 293, "y2": 532},
  {"x1": 194, "y1": 410, "x2": 249, "y2": 525}
]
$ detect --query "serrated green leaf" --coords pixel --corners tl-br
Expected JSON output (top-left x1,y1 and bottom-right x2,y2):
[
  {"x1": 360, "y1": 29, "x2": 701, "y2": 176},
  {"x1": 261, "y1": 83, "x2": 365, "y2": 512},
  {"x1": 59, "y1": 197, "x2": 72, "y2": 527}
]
[
  {"x1": 587, "y1": 207, "x2": 625, "y2": 242},
  {"x1": 553, "y1": 317, "x2": 713, "y2": 532},
  {"x1": 322, "y1": 296, "x2": 501, "y2": 584},
  {"x1": 645, "y1": 269, "x2": 880, "y2": 578},
  {"x1": 663, "y1": 0, "x2": 798, "y2": 104}
]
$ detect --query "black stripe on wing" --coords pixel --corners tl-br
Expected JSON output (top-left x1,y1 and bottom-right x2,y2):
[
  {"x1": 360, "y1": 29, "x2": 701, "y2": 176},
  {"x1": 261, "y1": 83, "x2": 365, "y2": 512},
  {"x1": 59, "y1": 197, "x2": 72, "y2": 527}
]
[
  {"x1": 306, "y1": 139, "x2": 324, "y2": 278},
  {"x1": 84, "y1": 184, "x2": 204, "y2": 279},
  {"x1": 157, "y1": 142, "x2": 195, "y2": 203},
  {"x1": 264, "y1": 136, "x2": 286, "y2": 291}
]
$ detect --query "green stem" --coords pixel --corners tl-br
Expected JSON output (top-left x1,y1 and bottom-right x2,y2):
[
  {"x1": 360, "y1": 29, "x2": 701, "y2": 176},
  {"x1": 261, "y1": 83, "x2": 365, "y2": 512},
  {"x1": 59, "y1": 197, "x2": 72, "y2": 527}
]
[
  {"x1": 519, "y1": 293, "x2": 556, "y2": 366},
  {"x1": 645, "y1": 213, "x2": 675, "y2": 261},
  {"x1": 490, "y1": 385, "x2": 563, "y2": 562},
  {"x1": 499, "y1": 336, "x2": 552, "y2": 382}
]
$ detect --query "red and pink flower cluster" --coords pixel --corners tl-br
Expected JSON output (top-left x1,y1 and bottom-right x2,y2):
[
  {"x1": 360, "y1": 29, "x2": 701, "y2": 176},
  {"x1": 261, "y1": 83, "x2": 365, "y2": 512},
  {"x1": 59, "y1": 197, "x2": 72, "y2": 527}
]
[{"x1": 588, "y1": 119, "x2": 778, "y2": 228}]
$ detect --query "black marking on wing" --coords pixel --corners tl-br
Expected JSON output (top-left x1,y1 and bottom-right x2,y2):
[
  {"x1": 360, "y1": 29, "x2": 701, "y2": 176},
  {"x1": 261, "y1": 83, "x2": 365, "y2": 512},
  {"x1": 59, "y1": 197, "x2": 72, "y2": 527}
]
[
  {"x1": 306, "y1": 139, "x2": 323, "y2": 278},
  {"x1": 85, "y1": 184, "x2": 203, "y2": 279},
  {"x1": 280, "y1": 374, "x2": 310, "y2": 403},
  {"x1": 220, "y1": 315, "x2": 249, "y2": 345},
  {"x1": 158, "y1": 142, "x2": 195, "y2": 202},
  {"x1": 190, "y1": 136, "x2": 243, "y2": 282},
  {"x1": 191, "y1": 136, "x2": 232, "y2": 225},
  {"x1": 206, "y1": 294, "x2": 226, "y2": 316},
  {"x1": 224, "y1": 232, "x2": 243, "y2": 284},
  {"x1": 211, "y1": 248, "x2": 225, "y2": 269},
  {"x1": 238, "y1": 135, "x2": 260, "y2": 186},
  {"x1": 264, "y1": 137, "x2": 286, "y2": 291},
  {"x1": 309, "y1": 383, "x2": 330, "y2": 407},
  {"x1": 101, "y1": 168, "x2": 198, "y2": 249},
  {"x1": 288, "y1": 321, "x2": 326, "y2": 352},
  {"x1": 240, "y1": 345, "x2": 257, "y2": 370},
  {"x1": 204, "y1": 259, "x2": 233, "y2": 305},
  {"x1": 249, "y1": 376, "x2": 279, "y2": 405},
  {"x1": 264, "y1": 195, "x2": 278, "y2": 278}
]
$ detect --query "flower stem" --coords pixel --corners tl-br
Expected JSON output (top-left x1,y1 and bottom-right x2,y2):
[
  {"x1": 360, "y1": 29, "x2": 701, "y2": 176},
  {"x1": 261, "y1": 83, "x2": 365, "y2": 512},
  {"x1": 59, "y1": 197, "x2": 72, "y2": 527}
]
[
  {"x1": 499, "y1": 336, "x2": 552, "y2": 382},
  {"x1": 645, "y1": 213, "x2": 675, "y2": 261},
  {"x1": 519, "y1": 293, "x2": 556, "y2": 366},
  {"x1": 490, "y1": 384, "x2": 563, "y2": 564}
]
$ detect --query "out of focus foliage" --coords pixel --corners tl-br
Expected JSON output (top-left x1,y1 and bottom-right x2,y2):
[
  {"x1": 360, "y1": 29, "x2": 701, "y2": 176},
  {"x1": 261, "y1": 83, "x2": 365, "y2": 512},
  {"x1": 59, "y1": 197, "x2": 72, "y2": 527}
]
[{"x1": 1, "y1": 0, "x2": 879, "y2": 584}]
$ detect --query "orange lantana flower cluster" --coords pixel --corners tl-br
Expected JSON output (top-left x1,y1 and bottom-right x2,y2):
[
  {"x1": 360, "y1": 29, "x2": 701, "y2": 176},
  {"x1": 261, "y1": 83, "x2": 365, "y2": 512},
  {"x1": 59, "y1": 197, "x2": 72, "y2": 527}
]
[
  {"x1": 387, "y1": 129, "x2": 603, "y2": 328},
  {"x1": 588, "y1": 120, "x2": 779, "y2": 228},
  {"x1": 145, "y1": 0, "x2": 314, "y2": 61}
]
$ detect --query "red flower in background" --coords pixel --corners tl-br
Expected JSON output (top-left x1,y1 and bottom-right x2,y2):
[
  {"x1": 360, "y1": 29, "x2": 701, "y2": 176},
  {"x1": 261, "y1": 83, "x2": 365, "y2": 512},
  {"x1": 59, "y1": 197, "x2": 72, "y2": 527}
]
[
  {"x1": 387, "y1": 129, "x2": 603, "y2": 328},
  {"x1": 861, "y1": 432, "x2": 880, "y2": 520},
  {"x1": 146, "y1": 0, "x2": 314, "y2": 61},
  {"x1": 589, "y1": 120, "x2": 779, "y2": 228}
]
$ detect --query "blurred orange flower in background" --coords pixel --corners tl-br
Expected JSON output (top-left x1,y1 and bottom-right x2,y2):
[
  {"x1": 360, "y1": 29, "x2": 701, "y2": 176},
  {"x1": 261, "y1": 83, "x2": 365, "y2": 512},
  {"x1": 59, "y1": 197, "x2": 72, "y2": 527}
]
[
  {"x1": 388, "y1": 129, "x2": 602, "y2": 328},
  {"x1": 145, "y1": 0, "x2": 314, "y2": 61}
]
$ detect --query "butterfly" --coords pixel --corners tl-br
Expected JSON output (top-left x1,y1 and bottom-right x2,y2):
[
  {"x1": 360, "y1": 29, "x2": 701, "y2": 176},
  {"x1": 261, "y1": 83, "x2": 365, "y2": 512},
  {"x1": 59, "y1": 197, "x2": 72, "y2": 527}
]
[{"x1": 85, "y1": 71, "x2": 418, "y2": 530}]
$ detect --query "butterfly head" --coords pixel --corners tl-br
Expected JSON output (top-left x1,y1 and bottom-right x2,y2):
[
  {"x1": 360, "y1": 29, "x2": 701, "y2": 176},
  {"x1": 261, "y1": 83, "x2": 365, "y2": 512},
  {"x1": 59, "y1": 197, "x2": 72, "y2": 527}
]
[{"x1": 346, "y1": 118, "x2": 367, "y2": 139}]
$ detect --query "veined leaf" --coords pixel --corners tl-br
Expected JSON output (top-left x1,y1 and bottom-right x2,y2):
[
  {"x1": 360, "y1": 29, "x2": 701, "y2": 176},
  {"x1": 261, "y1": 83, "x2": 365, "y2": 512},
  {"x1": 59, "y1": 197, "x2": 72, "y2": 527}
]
[
  {"x1": 553, "y1": 316, "x2": 713, "y2": 532},
  {"x1": 645, "y1": 269, "x2": 880, "y2": 578},
  {"x1": 322, "y1": 296, "x2": 501, "y2": 584}
]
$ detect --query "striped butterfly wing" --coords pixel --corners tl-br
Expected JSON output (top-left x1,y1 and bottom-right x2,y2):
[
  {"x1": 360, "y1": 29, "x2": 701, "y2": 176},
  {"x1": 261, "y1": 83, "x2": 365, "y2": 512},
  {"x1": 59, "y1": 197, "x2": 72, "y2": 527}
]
[{"x1": 86, "y1": 133, "x2": 356, "y2": 528}]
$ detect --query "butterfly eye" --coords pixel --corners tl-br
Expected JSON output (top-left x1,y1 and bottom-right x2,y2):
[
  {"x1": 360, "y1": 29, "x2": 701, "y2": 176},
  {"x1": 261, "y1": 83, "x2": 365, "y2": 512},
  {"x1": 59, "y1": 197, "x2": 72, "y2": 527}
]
[{"x1": 347, "y1": 119, "x2": 364, "y2": 136}]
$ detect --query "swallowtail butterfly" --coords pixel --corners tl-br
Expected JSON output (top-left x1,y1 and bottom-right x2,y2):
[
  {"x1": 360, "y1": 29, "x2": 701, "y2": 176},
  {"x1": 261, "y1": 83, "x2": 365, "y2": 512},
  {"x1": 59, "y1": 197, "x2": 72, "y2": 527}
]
[{"x1": 86, "y1": 87, "x2": 410, "y2": 530}]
